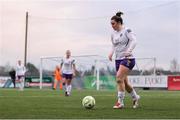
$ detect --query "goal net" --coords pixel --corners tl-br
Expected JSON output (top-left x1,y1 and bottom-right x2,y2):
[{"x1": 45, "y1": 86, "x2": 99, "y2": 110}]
[
  {"x1": 38, "y1": 55, "x2": 156, "y2": 90},
  {"x1": 39, "y1": 55, "x2": 102, "y2": 90}
]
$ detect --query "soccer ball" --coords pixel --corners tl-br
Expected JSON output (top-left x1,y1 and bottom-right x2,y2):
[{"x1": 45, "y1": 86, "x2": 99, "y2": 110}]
[{"x1": 82, "y1": 96, "x2": 95, "y2": 109}]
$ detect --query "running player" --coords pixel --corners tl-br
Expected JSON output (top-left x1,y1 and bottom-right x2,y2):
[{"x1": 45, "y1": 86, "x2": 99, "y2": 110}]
[{"x1": 60, "y1": 50, "x2": 76, "y2": 96}]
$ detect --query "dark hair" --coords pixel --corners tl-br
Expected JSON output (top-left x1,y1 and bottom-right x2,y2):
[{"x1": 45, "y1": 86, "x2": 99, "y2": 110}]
[{"x1": 111, "y1": 11, "x2": 124, "y2": 24}]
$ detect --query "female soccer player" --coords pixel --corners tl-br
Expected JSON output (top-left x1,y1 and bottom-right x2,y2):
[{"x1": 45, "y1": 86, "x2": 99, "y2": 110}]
[
  {"x1": 60, "y1": 50, "x2": 76, "y2": 96},
  {"x1": 15, "y1": 60, "x2": 26, "y2": 91},
  {"x1": 108, "y1": 11, "x2": 140, "y2": 109}
]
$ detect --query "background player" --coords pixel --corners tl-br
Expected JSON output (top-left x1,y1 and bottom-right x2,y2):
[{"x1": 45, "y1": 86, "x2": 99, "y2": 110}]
[{"x1": 60, "y1": 50, "x2": 76, "y2": 96}]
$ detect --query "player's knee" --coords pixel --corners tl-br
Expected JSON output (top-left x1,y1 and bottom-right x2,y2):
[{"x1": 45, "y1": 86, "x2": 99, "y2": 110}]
[
  {"x1": 116, "y1": 74, "x2": 124, "y2": 80},
  {"x1": 116, "y1": 79, "x2": 124, "y2": 84}
]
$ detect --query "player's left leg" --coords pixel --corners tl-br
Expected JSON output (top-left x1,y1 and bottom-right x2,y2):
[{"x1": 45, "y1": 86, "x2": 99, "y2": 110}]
[
  {"x1": 66, "y1": 78, "x2": 72, "y2": 96},
  {"x1": 12, "y1": 79, "x2": 16, "y2": 88},
  {"x1": 124, "y1": 77, "x2": 140, "y2": 108},
  {"x1": 19, "y1": 76, "x2": 24, "y2": 91},
  {"x1": 62, "y1": 77, "x2": 66, "y2": 90}
]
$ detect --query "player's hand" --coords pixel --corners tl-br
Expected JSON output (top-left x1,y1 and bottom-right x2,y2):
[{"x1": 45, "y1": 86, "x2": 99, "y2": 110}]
[{"x1": 108, "y1": 53, "x2": 113, "y2": 61}]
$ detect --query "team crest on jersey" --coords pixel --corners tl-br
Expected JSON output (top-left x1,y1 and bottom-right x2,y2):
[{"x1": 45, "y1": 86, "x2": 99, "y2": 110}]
[{"x1": 127, "y1": 29, "x2": 132, "y2": 33}]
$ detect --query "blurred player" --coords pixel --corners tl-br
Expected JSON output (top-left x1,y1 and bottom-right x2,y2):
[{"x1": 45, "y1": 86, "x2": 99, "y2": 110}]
[
  {"x1": 15, "y1": 60, "x2": 26, "y2": 91},
  {"x1": 108, "y1": 11, "x2": 140, "y2": 109},
  {"x1": 53, "y1": 65, "x2": 63, "y2": 90},
  {"x1": 60, "y1": 50, "x2": 76, "y2": 96},
  {"x1": 9, "y1": 68, "x2": 16, "y2": 88}
]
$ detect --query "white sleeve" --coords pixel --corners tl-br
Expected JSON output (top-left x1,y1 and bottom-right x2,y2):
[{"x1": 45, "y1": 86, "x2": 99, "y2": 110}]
[
  {"x1": 126, "y1": 29, "x2": 137, "y2": 53},
  {"x1": 110, "y1": 34, "x2": 115, "y2": 54},
  {"x1": 60, "y1": 59, "x2": 64, "y2": 66},
  {"x1": 23, "y1": 66, "x2": 26, "y2": 75},
  {"x1": 72, "y1": 59, "x2": 75, "y2": 65},
  {"x1": 15, "y1": 66, "x2": 18, "y2": 76}
]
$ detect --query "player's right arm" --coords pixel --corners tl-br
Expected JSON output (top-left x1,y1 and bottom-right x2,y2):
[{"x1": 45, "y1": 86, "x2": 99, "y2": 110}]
[
  {"x1": 108, "y1": 34, "x2": 114, "y2": 61},
  {"x1": 60, "y1": 59, "x2": 63, "y2": 70}
]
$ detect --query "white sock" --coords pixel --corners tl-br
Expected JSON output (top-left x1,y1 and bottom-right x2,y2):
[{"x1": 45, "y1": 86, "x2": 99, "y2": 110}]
[
  {"x1": 118, "y1": 91, "x2": 125, "y2": 105},
  {"x1": 21, "y1": 81, "x2": 23, "y2": 90},
  {"x1": 68, "y1": 85, "x2": 72, "y2": 94},
  {"x1": 19, "y1": 79, "x2": 24, "y2": 90},
  {"x1": 130, "y1": 89, "x2": 138, "y2": 100},
  {"x1": 67, "y1": 85, "x2": 69, "y2": 93},
  {"x1": 22, "y1": 78, "x2": 24, "y2": 89},
  {"x1": 67, "y1": 85, "x2": 72, "y2": 94}
]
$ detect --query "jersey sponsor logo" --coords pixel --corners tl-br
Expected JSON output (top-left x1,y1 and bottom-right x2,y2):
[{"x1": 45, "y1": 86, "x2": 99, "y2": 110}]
[{"x1": 113, "y1": 38, "x2": 128, "y2": 46}]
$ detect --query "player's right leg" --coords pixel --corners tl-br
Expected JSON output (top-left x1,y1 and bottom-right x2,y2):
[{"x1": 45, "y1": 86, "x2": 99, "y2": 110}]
[
  {"x1": 62, "y1": 74, "x2": 68, "y2": 96},
  {"x1": 64, "y1": 79, "x2": 68, "y2": 96},
  {"x1": 113, "y1": 65, "x2": 128, "y2": 109},
  {"x1": 61, "y1": 77, "x2": 66, "y2": 90}
]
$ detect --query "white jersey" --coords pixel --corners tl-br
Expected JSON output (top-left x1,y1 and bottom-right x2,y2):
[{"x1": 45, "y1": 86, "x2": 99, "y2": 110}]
[
  {"x1": 61, "y1": 57, "x2": 75, "y2": 74},
  {"x1": 111, "y1": 27, "x2": 137, "y2": 60},
  {"x1": 16, "y1": 64, "x2": 26, "y2": 76}
]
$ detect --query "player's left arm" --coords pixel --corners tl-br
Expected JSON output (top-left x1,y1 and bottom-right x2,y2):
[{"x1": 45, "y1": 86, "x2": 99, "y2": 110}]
[
  {"x1": 23, "y1": 66, "x2": 26, "y2": 75},
  {"x1": 125, "y1": 29, "x2": 137, "y2": 57},
  {"x1": 72, "y1": 60, "x2": 76, "y2": 77},
  {"x1": 60, "y1": 59, "x2": 63, "y2": 70}
]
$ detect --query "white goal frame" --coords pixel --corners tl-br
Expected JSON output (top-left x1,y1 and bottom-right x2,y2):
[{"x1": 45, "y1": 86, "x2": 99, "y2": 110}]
[
  {"x1": 39, "y1": 55, "x2": 100, "y2": 90},
  {"x1": 39, "y1": 56, "x2": 156, "y2": 90}
]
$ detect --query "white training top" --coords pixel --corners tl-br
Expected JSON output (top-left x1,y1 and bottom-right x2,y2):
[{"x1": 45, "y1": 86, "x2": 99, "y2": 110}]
[
  {"x1": 110, "y1": 27, "x2": 137, "y2": 60},
  {"x1": 16, "y1": 64, "x2": 26, "y2": 76},
  {"x1": 61, "y1": 57, "x2": 75, "y2": 74}
]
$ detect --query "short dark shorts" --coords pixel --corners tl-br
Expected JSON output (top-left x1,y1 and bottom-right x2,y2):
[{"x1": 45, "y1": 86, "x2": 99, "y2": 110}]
[
  {"x1": 115, "y1": 58, "x2": 135, "y2": 71},
  {"x1": 17, "y1": 75, "x2": 24, "y2": 80},
  {"x1": 62, "y1": 73, "x2": 73, "y2": 80}
]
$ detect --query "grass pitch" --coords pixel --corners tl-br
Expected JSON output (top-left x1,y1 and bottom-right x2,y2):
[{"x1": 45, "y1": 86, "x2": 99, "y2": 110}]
[{"x1": 0, "y1": 88, "x2": 180, "y2": 119}]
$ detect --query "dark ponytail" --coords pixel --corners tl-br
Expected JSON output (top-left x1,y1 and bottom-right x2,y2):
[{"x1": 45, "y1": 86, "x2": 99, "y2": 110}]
[{"x1": 111, "y1": 11, "x2": 124, "y2": 24}]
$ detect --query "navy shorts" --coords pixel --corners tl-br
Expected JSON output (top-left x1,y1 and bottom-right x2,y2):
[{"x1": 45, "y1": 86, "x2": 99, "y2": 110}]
[
  {"x1": 17, "y1": 75, "x2": 24, "y2": 80},
  {"x1": 62, "y1": 73, "x2": 73, "y2": 80},
  {"x1": 115, "y1": 58, "x2": 135, "y2": 71}
]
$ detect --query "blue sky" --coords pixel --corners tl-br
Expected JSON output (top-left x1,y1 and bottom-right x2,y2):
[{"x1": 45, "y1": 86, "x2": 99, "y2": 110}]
[{"x1": 0, "y1": 0, "x2": 179, "y2": 70}]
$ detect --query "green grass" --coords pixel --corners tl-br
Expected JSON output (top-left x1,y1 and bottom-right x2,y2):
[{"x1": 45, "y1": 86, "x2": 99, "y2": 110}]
[{"x1": 0, "y1": 88, "x2": 180, "y2": 119}]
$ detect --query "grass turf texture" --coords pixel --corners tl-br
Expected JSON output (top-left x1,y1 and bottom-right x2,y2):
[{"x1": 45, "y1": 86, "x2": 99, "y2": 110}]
[{"x1": 0, "y1": 89, "x2": 180, "y2": 119}]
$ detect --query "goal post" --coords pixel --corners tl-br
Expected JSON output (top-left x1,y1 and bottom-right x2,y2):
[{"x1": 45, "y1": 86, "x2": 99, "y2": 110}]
[{"x1": 135, "y1": 57, "x2": 157, "y2": 75}]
